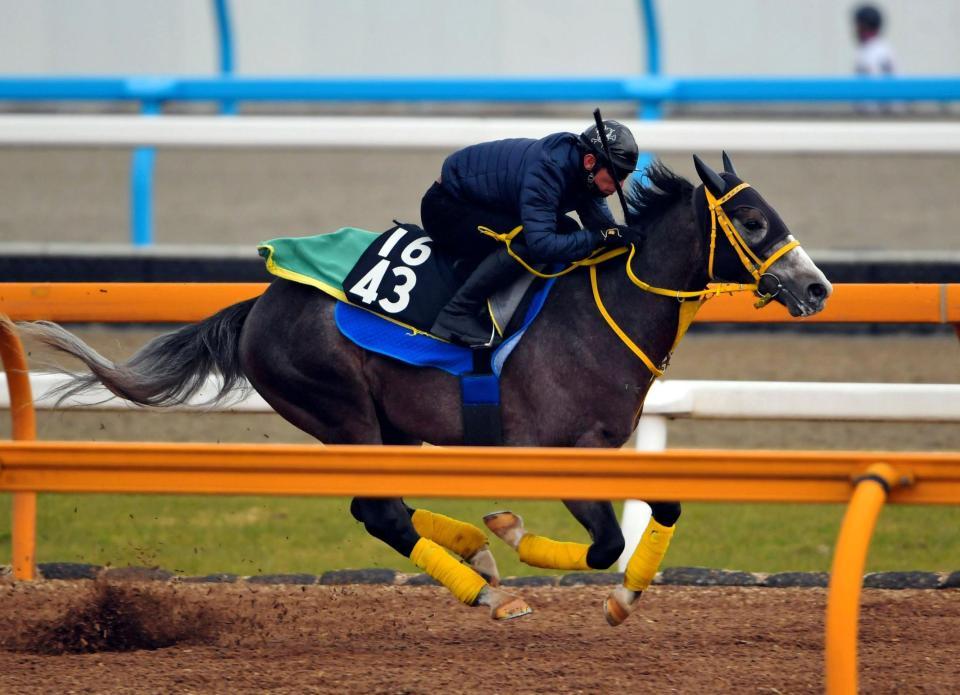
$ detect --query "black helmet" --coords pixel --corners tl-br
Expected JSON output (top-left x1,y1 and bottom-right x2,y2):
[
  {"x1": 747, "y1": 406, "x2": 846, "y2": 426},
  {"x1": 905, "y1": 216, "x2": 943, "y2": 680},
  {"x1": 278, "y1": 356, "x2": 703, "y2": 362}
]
[
  {"x1": 854, "y1": 5, "x2": 882, "y2": 31},
  {"x1": 579, "y1": 119, "x2": 639, "y2": 179}
]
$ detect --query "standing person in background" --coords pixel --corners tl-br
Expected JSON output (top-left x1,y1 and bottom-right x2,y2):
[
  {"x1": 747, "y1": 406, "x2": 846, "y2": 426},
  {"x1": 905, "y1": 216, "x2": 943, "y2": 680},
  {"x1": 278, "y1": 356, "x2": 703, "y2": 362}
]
[
  {"x1": 853, "y1": 4, "x2": 895, "y2": 76},
  {"x1": 852, "y1": 5, "x2": 898, "y2": 115}
]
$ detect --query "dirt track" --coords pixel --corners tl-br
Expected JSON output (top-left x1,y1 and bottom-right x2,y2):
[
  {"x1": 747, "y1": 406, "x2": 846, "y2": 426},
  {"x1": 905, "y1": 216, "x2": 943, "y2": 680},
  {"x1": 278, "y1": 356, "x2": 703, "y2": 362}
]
[{"x1": 1, "y1": 579, "x2": 958, "y2": 694}]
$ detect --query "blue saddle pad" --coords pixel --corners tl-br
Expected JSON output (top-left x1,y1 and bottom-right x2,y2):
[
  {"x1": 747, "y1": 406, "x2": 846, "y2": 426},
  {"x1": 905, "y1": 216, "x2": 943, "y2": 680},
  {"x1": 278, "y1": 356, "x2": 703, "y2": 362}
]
[{"x1": 335, "y1": 278, "x2": 556, "y2": 377}]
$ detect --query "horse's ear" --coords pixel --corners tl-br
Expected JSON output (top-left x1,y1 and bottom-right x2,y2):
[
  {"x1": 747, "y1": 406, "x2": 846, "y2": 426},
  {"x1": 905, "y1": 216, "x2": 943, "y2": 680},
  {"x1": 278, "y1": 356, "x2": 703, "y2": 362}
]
[
  {"x1": 721, "y1": 150, "x2": 737, "y2": 176},
  {"x1": 693, "y1": 154, "x2": 727, "y2": 196}
]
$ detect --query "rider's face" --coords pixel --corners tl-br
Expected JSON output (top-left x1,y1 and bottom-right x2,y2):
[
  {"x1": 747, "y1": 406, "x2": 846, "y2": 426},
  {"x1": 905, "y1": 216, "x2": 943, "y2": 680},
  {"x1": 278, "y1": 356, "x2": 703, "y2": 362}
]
[
  {"x1": 583, "y1": 154, "x2": 627, "y2": 196},
  {"x1": 592, "y1": 166, "x2": 622, "y2": 196}
]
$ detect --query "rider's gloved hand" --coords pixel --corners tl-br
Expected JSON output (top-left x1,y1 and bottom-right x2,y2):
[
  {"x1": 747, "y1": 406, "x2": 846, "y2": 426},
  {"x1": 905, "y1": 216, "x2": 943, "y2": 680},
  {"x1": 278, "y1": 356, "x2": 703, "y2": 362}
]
[{"x1": 598, "y1": 224, "x2": 639, "y2": 248}]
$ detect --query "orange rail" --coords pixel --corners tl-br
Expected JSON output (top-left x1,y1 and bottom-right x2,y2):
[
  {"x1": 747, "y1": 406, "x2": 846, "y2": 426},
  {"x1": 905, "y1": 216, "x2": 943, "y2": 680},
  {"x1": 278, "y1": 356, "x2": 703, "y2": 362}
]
[
  {"x1": 0, "y1": 282, "x2": 265, "y2": 323},
  {"x1": 697, "y1": 282, "x2": 960, "y2": 323},
  {"x1": 0, "y1": 441, "x2": 957, "y2": 503},
  {"x1": 1, "y1": 282, "x2": 959, "y2": 324}
]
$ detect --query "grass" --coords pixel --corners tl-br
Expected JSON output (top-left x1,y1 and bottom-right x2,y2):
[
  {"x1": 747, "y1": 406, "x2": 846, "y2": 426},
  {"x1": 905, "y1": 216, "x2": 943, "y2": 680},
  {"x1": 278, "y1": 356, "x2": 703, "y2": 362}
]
[{"x1": 2, "y1": 493, "x2": 958, "y2": 577}]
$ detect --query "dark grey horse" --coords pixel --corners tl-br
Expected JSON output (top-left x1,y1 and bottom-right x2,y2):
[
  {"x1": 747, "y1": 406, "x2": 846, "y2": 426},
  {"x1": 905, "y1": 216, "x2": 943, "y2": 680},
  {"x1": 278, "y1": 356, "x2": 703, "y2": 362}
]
[{"x1": 16, "y1": 155, "x2": 831, "y2": 623}]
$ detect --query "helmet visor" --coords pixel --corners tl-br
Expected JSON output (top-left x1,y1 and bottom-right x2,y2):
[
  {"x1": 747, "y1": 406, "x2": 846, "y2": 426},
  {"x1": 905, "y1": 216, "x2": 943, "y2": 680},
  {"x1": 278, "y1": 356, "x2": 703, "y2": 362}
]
[{"x1": 608, "y1": 161, "x2": 636, "y2": 181}]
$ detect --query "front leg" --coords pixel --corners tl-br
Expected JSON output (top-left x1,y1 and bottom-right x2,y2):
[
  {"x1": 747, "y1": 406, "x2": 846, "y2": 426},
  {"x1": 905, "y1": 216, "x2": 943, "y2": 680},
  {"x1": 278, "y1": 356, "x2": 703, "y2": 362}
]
[
  {"x1": 484, "y1": 500, "x2": 625, "y2": 572},
  {"x1": 605, "y1": 501, "x2": 681, "y2": 626},
  {"x1": 484, "y1": 422, "x2": 632, "y2": 570}
]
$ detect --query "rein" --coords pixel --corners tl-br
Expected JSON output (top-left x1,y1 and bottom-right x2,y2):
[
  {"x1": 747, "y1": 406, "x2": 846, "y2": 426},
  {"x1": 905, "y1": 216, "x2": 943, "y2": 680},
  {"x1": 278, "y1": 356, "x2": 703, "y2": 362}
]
[
  {"x1": 598, "y1": 182, "x2": 800, "y2": 376},
  {"x1": 479, "y1": 182, "x2": 801, "y2": 377}
]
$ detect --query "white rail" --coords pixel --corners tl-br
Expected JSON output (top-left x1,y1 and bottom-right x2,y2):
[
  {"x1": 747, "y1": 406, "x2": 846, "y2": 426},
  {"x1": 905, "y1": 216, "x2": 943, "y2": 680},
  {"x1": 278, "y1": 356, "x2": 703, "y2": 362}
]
[
  {"x1": 0, "y1": 373, "x2": 960, "y2": 422},
  {"x1": 4, "y1": 374, "x2": 960, "y2": 420},
  {"x1": 2, "y1": 115, "x2": 960, "y2": 153}
]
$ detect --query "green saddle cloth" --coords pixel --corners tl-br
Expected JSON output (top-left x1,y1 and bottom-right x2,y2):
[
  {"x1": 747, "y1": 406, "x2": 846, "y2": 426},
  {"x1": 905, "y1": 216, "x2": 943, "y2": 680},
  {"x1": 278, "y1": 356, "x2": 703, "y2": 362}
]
[{"x1": 258, "y1": 228, "x2": 380, "y2": 301}]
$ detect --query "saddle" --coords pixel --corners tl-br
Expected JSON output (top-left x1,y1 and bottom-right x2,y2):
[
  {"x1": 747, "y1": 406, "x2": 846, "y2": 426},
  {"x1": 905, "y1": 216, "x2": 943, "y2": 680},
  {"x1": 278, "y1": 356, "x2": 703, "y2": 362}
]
[
  {"x1": 258, "y1": 223, "x2": 553, "y2": 375},
  {"x1": 342, "y1": 221, "x2": 541, "y2": 341}
]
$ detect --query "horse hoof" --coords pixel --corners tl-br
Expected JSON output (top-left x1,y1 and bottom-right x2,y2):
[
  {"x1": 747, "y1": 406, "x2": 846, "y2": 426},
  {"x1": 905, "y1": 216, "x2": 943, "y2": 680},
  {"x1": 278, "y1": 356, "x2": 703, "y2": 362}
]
[
  {"x1": 603, "y1": 596, "x2": 631, "y2": 627},
  {"x1": 492, "y1": 596, "x2": 533, "y2": 621},
  {"x1": 467, "y1": 546, "x2": 501, "y2": 587},
  {"x1": 603, "y1": 587, "x2": 639, "y2": 627},
  {"x1": 483, "y1": 511, "x2": 525, "y2": 550}
]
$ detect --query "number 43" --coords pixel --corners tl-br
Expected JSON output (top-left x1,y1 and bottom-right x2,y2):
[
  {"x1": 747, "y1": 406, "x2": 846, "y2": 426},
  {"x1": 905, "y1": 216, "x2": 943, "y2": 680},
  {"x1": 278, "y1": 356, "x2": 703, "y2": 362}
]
[{"x1": 349, "y1": 228, "x2": 432, "y2": 314}]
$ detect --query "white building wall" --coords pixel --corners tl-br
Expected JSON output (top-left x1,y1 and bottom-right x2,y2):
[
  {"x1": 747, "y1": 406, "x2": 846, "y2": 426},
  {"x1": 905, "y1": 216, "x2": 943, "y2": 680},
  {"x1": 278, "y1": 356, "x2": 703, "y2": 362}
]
[{"x1": 0, "y1": 1, "x2": 957, "y2": 77}]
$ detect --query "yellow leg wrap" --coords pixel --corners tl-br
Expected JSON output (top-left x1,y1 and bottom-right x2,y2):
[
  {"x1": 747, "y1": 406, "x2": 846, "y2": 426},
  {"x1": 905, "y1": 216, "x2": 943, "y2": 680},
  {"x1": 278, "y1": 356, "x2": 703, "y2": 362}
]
[
  {"x1": 624, "y1": 520, "x2": 676, "y2": 592},
  {"x1": 411, "y1": 509, "x2": 488, "y2": 559},
  {"x1": 410, "y1": 538, "x2": 487, "y2": 605},
  {"x1": 517, "y1": 534, "x2": 591, "y2": 570}
]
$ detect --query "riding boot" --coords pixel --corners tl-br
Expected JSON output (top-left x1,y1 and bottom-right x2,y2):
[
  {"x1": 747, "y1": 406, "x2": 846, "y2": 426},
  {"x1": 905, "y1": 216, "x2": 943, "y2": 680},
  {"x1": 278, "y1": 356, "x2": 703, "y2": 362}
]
[{"x1": 430, "y1": 247, "x2": 525, "y2": 347}]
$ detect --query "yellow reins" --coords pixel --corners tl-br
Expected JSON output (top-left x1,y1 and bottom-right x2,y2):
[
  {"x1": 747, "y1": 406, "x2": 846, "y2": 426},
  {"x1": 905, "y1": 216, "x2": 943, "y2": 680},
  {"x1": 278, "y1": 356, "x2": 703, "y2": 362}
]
[
  {"x1": 479, "y1": 224, "x2": 628, "y2": 277},
  {"x1": 481, "y1": 182, "x2": 801, "y2": 377}
]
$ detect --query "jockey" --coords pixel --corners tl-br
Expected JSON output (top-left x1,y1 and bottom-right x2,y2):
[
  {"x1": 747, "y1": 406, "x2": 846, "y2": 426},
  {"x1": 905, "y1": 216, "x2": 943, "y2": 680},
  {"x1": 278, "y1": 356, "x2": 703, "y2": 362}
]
[{"x1": 422, "y1": 119, "x2": 640, "y2": 347}]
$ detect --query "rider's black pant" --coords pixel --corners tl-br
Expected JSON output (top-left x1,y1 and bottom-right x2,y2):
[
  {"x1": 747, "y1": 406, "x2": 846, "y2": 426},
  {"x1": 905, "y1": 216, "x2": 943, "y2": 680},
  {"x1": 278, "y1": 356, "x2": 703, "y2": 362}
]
[
  {"x1": 420, "y1": 182, "x2": 518, "y2": 268},
  {"x1": 421, "y1": 182, "x2": 582, "y2": 270}
]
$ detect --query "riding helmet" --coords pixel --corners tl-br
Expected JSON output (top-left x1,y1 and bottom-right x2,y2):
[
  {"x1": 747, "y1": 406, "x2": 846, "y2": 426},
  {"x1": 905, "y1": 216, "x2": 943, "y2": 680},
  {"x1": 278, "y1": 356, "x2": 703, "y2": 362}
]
[{"x1": 579, "y1": 120, "x2": 639, "y2": 179}]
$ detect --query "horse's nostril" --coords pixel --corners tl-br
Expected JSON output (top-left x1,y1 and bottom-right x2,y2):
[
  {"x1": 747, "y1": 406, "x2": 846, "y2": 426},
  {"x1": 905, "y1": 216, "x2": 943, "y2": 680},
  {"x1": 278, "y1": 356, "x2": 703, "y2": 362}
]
[{"x1": 808, "y1": 283, "x2": 828, "y2": 302}]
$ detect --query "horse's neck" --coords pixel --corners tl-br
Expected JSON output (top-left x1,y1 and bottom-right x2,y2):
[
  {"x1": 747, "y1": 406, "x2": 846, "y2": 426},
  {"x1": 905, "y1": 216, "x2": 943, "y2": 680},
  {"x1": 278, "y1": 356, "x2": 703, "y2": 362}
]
[
  {"x1": 631, "y1": 205, "x2": 708, "y2": 293},
  {"x1": 535, "y1": 202, "x2": 706, "y2": 392},
  {"x1": 589, "y1": 201, "x2": 707, "y2": 370}
]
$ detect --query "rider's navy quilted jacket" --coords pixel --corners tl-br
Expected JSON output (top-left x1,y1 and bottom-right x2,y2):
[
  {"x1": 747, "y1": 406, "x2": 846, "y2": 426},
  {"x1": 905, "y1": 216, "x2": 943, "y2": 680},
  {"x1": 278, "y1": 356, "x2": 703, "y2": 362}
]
[{"x1": 439, "y1": 132, "x2": 617, "y2": 263}]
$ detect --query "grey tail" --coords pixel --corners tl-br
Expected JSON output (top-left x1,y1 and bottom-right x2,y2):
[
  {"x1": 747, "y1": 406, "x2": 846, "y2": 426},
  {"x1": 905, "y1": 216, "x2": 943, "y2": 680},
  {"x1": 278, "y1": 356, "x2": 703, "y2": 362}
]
[{"x1": 16, "y1": 298, "x2": 258, "y2": 407}]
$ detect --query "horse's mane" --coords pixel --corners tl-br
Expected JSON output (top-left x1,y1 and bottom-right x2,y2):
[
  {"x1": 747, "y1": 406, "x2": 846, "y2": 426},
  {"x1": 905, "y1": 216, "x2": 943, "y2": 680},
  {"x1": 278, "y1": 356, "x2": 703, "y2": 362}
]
[{"x1": 625, "y1": 160, "x2": 693, "y2": 226}]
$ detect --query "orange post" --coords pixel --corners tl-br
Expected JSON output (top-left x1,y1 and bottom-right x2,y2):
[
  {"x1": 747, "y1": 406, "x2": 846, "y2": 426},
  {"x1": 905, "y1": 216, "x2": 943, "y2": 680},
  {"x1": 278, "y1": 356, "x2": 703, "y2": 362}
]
[
  {"x1": 0, "y1": 319, "x2": 37, "y2": 580},
  {"x1": 11, "y1": 493, "x2": 36, "y2": 580},
  {"x1": 825, "y1": 462, "x2": 906, "y2": 695}
]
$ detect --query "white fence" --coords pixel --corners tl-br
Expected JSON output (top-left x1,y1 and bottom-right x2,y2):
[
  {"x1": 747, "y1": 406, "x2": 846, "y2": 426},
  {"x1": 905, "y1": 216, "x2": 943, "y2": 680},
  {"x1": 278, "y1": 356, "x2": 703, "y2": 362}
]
[
  {"x1": 5, "y1": 373, "x2": 959, "y2": 570},
  {"x1": 3, "y1": 115, "x2": 960, "y2": 153}
]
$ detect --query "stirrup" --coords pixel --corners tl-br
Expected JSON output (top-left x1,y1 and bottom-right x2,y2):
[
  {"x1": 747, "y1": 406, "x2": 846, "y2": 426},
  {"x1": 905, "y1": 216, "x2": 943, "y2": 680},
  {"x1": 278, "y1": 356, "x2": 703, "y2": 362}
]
[
  {"x1": 430, "y1": 315, "x2": 499, "y2": 348},
  {"x1": 469, "y1": 323, "x2": 499, "y2": 349}
]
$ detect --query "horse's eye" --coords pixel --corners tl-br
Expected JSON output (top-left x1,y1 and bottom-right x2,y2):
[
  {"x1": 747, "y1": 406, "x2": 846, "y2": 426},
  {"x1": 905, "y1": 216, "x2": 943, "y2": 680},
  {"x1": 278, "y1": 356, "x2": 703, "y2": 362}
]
[{"x1": 744, "y1": 220, "x2": 763, "y2": 231}]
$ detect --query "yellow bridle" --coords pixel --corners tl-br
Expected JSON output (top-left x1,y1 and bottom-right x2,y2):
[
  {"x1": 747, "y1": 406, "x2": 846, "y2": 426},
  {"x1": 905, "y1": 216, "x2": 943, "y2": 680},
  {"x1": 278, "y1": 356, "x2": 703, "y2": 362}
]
[
  {"x1": 478, "y1": 182, "x2": 801, "y2": 377},
  {"x1": 703, "y1": 183, "x2": 800, "y2": 302}
]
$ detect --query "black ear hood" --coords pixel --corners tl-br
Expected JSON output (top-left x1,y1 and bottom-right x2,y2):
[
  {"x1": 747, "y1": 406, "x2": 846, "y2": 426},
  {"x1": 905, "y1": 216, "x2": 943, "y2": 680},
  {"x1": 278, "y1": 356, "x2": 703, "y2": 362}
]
[{"x1": 692, "y1": 165, "x2": 794, "y2": 258}]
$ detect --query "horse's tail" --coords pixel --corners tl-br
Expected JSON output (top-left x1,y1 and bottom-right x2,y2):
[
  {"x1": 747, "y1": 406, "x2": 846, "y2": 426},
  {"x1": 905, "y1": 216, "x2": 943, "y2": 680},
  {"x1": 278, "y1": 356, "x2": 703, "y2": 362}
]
[{"x1": 15, "y1": 297, "x2": 259, "y2": 407}]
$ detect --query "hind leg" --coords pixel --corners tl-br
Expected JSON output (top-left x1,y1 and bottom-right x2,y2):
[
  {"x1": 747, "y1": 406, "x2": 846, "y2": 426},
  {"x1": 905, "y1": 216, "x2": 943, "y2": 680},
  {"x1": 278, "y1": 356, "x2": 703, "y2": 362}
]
[
  {"x1": 350, "y1": 498, "x2": 528, "y2": 620},
  {"x1": 238, "y1": 284, "x2": 521, "y2": 616},
  {"x1": 403, "y1": 504, "x2": 501, "y2": 586},
  {"x1": 605, "y1": 501, "x2": 680, "y2": 626},
  {"x1": 375, "y1": 413, "x2": 502, "y2": 587},
  {"x1": 484, "y1": 501, "x2": 625, "y2": 571}
]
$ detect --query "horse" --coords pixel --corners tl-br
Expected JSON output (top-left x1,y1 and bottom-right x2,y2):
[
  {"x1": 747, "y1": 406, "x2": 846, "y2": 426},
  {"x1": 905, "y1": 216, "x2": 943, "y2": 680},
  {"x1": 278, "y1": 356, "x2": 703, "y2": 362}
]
[{"x1": 14, "y1": 153, "x2": 831, "y2": 624}]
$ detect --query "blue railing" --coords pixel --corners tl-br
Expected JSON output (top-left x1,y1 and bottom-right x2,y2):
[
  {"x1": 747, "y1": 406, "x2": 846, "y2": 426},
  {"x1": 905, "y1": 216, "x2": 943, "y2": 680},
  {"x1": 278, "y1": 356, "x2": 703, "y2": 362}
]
[{"x1": 3, "y1": 75, "x2": 960, "y2": 103}]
